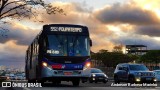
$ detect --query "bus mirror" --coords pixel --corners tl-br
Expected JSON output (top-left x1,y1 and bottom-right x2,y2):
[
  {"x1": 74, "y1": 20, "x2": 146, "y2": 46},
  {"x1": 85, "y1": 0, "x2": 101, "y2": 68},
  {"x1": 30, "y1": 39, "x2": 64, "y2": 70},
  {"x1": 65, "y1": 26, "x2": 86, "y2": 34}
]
[{"x1": 90, "y1": 39, "x2": 92, "y2": 46}]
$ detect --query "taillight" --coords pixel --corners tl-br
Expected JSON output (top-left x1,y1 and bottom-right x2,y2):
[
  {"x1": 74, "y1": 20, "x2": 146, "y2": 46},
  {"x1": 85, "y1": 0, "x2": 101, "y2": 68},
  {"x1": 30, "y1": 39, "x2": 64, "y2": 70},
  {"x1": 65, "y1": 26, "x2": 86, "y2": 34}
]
[{"x1": 52, "y1": 64, "x2": 62, "y2": 69}]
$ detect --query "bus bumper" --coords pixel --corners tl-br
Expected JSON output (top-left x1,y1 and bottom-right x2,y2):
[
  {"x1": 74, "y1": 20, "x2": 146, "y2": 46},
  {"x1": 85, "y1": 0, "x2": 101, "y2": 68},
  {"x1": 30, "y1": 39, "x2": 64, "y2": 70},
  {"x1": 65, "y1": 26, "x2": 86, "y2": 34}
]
[{"x1": 41, "y1": 66, "x2": 89, "y2": 81}]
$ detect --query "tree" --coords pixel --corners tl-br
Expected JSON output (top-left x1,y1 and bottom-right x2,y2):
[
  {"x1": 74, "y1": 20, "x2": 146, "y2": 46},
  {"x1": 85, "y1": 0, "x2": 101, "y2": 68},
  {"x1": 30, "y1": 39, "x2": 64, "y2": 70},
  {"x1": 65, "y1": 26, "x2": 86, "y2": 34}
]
[
  {"x1": 0, "y1": 0, "x2": 64, "y2": 36},
  {"x1": 91, "y1": 49, "x2": 133, "y2": 67},
  {"x1": 140, "y1": 50, "x2": 160, "y2": 67},
  {"x1": 127, "y1": 54, "x2": 140, "y2": 63},
  {"x1": 0, "y1": 0, "x2": 64, "y2": 21},
  {"x1": 112, "y1": 45, "x2": 123, "y2": 53}
]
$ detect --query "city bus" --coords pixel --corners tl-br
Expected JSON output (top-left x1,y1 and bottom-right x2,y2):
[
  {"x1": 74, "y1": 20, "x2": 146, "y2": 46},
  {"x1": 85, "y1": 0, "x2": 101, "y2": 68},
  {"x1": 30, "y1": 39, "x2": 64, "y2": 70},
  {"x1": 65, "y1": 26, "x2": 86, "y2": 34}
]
[{"x1": 25, "y1": 24, "x2": 92, "y2": 86}]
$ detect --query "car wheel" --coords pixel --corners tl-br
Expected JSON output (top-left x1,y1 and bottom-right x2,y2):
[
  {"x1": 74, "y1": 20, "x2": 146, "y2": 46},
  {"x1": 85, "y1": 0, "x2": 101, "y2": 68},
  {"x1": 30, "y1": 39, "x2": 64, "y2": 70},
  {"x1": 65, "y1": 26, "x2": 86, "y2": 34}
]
[
  {"x1": 81, "y1": 79, "x2": 87, "y2": 83},
  {"x1": 103, "y1": 81, "x2": 107, "y2": 84},
  {"x1": 82, "y1": 80, "x2": 85, "y2": 83},
  {"x1": 114, "y1": 76, "x2": 120, "y2": 84},
  {"x1": 89, "y1": 80, "x2": 93, "y2": 83}
]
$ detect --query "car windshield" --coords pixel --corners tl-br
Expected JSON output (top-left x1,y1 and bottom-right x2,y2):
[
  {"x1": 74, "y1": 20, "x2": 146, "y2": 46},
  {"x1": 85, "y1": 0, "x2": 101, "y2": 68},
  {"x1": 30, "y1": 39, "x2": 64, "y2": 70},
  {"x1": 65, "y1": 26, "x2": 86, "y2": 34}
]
[
  {"x1": 47, "y1": 35, "x2": 90, "y2": 56},
  {"x1": 91, "y1": 69, "x2": 103, "y2": 73},
  {"x1": 129, "y1": 65, "x2": 149, "y2": 71},
  {"x1": 155, "y1": 71, "x2": 160, "y2": 75}
]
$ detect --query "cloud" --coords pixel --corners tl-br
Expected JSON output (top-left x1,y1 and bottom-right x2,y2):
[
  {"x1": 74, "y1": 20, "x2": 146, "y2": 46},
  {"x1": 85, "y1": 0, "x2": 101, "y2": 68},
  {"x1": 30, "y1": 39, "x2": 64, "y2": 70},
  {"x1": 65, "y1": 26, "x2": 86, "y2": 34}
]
[
  {"x1": 0, "y1": 23, "x2": 39, "y2": 45},
  {"x1": 36, "y1": 2, "x2": 115, "y2": 52},
  {"x1": 134, "y1": 0, "x2": 160, "y2": 10},
  {"x1": 2, "y1": 1, "x2": 160, "y2": 68},
  {"x1": 111, "y1": 34, "x2": 160, "y2": 50},
  {"x1": 90, "y1": 33, "x2": 115, "y2": 52},
  {"x1": 94, "y1": 3, "x2": 160, "y2": 25},
  {"x1": 135, "y1": 25, "x2": 160, "y2": 37},
  {"x1": 0, "y1": 40, "x2": 27, "y2": 67}
]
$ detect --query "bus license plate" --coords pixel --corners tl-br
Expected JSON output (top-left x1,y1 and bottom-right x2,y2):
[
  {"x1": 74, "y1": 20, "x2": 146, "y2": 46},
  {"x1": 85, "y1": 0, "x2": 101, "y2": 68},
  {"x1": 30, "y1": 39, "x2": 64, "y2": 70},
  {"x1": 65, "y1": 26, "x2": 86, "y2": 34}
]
[{"x1": 64, "y1": 72, "x2": 72, "y2": 75}]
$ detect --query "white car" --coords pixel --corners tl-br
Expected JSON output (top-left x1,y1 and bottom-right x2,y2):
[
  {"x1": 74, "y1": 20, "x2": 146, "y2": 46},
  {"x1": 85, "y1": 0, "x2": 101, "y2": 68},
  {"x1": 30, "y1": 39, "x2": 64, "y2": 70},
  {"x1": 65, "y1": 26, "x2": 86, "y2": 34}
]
[
  {"x1": 153, "y1": 70, "x2": 160, "y2": 82},
  {"x1": 16, "y1": 74, "x2": 25, "y2": 80}
]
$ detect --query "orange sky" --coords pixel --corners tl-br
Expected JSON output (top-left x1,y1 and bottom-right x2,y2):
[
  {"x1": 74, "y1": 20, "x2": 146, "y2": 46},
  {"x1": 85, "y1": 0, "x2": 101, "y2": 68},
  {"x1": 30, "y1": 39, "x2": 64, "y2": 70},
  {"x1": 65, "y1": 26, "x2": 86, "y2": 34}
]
[{"x1": 1, "y1": 0, "x2": 160, "y2": 67}]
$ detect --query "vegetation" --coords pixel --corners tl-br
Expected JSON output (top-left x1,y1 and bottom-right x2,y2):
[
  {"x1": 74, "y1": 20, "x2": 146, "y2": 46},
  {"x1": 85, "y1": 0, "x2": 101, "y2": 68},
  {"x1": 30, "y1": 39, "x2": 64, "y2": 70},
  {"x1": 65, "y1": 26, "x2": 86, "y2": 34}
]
[
  {"x1": 0, "y1": 0, "x2": 64, "y2": 37},
  {"x1": 140, "y1": 50, "x2": 160, "y2": 66},
  {"x1": 91, "y1": 49, "x2": 160, "y2": 68},
  {"x1": 91, "y1": 49, "x2": 134, "y2": 67},
  {"x1": 112, "y1": 45, "x2": 123, "y2": 53}
]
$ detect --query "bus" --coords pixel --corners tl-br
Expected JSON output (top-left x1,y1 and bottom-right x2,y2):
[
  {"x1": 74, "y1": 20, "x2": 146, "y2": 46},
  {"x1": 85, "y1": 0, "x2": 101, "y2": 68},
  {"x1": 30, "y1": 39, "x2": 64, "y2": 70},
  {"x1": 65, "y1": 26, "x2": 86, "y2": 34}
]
[{"x1": 25, "y1": 24, "x2": 92, "y2": 86}]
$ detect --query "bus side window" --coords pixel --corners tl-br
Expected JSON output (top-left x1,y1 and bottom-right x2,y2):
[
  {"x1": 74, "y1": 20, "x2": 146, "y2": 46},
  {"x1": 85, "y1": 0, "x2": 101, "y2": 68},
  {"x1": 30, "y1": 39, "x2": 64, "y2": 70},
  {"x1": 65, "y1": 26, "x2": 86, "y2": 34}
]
[
  {"x1": 43, "y1": 39, "x2": 47, "y2": 53},
  {"x1": 30, "y1": 44, "x2": 33, "y2": 69}
]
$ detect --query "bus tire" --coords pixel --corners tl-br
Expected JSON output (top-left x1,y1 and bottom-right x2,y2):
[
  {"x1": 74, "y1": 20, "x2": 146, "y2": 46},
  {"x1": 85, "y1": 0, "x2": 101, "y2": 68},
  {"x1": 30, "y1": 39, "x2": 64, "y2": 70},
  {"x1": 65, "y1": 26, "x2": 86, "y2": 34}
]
[
  {"x1": 72, "y1": 79, "x2": 80, "y2": 86},
  {"x1": 52, "y1": 81, "x2": 61, "y2": 85}
]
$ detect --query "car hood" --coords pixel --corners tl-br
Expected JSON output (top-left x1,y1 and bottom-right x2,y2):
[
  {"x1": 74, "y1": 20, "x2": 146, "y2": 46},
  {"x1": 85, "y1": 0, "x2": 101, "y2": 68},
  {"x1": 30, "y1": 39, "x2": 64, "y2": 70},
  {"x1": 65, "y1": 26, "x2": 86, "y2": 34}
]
[
  {"x1": 130, "y1": 71, "x2": 154, "y2": 76},
  {"x1": 92, "y1": 73, "x2": 106, "y2": 76},
  {"x1": 130, "y1": 71, "x2": 153, "y2": 73}
]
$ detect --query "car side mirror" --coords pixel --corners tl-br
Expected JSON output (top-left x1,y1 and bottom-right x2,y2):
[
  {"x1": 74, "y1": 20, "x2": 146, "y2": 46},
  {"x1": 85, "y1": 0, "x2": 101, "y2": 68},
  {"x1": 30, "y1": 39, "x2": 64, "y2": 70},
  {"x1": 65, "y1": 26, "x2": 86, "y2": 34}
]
[{"x1": 90, "y1": 39, "x2": 92, "y2": 46}]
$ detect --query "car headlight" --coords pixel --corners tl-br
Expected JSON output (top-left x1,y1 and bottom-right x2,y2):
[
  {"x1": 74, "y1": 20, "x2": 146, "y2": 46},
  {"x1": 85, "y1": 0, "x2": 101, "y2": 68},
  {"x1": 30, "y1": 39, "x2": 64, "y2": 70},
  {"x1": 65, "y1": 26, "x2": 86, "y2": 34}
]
[
  {"x1": 92, "y1": 74, "x2": 96, "y2": 77},
  {"x1": 154, "y1": 78, "x2": 157, "y2": 82},
  {"x1": 136, "y1": 78, "x2": 141, "y2": 82},
  {"x1": 105, "y1": 75, "x2": 108, "y2": 78}
]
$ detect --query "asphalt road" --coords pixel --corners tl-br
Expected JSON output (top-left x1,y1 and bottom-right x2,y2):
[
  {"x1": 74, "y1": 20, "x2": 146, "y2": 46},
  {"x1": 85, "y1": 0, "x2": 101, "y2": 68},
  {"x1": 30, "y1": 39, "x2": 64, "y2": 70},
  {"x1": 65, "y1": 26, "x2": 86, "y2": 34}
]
[{"x1": 0, "y1": 80, "x2": 160, "y2": 90}]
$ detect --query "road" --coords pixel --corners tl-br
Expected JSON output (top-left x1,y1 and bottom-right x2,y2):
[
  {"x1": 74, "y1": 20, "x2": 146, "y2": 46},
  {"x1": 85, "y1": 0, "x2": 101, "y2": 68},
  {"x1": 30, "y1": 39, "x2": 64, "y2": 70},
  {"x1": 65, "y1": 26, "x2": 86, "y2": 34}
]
[{"x1": 0, "y1": 80, "x2": 160, "y2": 90}]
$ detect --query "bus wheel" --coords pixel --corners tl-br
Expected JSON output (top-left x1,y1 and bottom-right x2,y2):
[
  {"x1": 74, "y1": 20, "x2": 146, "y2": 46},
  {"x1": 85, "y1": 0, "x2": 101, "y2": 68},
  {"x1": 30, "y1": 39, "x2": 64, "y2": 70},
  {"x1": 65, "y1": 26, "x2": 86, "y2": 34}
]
[
  {"x1": 52, "y1": 81, "x2": 61, "y2": 85},
  {"x1": 37, "y1": 80, "x2": 44, "y2": 86},
  {"x1": 28, "y1": 80, "x2": 31, "y2": 83},
  {"x1": 89, "y1": 80, "x2": 93, "y2": 83},
  {"x1": 72, "y1": 79, "x2": 80, "y2": 86}
]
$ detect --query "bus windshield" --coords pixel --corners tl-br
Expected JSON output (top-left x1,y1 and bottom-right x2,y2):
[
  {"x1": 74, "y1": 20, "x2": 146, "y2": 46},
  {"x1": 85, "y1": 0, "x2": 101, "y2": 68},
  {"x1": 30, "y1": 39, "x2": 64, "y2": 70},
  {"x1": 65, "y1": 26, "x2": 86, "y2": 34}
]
[{"x1": 47, "y1": 35, "x2": 90, "y2": 56}]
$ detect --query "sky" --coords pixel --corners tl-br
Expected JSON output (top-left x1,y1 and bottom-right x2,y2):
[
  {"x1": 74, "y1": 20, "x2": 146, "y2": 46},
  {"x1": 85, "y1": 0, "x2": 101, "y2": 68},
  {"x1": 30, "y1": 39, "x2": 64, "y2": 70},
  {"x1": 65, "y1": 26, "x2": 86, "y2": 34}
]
[{"x1": 1, "y1": 0, "x2": 160, "y2": 68}]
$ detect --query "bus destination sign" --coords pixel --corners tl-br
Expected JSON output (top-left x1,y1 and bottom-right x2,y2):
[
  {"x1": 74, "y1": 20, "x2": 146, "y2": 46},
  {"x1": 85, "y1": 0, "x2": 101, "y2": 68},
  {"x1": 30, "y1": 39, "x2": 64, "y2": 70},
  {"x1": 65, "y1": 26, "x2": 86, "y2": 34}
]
[{"x1": 50, "y1": 27, "x2": 82, "y2": 32}]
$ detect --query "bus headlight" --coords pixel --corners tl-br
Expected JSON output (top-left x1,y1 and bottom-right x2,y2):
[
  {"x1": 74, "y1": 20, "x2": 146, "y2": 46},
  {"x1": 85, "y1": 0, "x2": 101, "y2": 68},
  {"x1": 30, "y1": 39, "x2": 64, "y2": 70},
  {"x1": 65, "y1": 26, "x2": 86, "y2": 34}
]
[
  {"x1": 85, "y1": 62, "x2": 91, "y2": 68},
  {"x1": 42, "y1": 62, "x2": 52, "y2": 70},
  {"x1": 42, "y1": 62, "x2": 48, "y2": 67},
  {"x1": 86, "y1": 62, "x2": 91, "y2": 67},
  {"x1": 83, "y1": 62, "x2": 91, "y2": 70}
]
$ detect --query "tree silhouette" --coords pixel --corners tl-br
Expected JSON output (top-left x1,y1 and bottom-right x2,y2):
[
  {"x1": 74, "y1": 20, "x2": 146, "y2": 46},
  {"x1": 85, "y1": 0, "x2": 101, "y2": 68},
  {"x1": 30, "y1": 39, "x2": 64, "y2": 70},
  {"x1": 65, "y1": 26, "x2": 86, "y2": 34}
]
[
  {"x1": 0, "y1": 0, "x2": 64, "y2": 37},
  {"x1": 140, "y1": 50, "x2": 160, "y2": 68},
  {"x1": 91, "y1": 49, "x2": 133, "y2": 67},
  {"x1": 112, "y1": 45, "x2": 123, "y2": 53}
]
